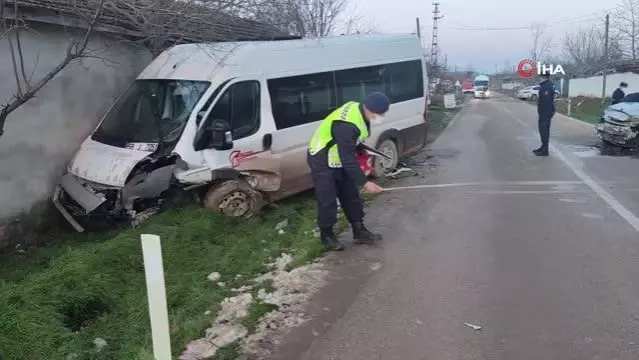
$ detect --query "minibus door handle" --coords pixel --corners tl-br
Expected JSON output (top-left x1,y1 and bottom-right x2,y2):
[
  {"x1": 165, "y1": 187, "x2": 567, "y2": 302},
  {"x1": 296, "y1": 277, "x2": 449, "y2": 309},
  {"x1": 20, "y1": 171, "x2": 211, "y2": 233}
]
[{"x1": 262, "y1": 133, "x2": 272, "y2": 151}]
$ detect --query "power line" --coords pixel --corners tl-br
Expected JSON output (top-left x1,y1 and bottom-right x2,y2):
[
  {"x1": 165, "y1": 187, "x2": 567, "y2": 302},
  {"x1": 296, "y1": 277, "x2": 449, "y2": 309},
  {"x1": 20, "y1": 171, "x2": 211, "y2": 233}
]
[{"x1": 439, "y1": 9, "x2": 611, "y2": 31}]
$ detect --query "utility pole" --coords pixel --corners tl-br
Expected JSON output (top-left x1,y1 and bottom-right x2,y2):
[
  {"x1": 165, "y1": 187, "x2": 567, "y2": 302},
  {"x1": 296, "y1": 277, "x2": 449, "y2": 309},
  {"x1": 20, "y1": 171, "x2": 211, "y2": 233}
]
[
  {"x1": 602, "y1": 14, "x2": 610, "y2": 103},
  {"x1": 416, "y1": 17, "x2": 421, "y2": 38},
  {"x1": 430, "y1": 2, "x2": 443, "y2": 92}
]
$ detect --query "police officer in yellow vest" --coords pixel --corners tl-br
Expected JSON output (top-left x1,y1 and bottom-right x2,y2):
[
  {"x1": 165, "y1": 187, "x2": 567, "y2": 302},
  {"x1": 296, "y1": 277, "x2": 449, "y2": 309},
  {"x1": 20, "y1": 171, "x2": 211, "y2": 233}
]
[{"x1": 307, "y1": 92, "x2": 388, "y2": 251}]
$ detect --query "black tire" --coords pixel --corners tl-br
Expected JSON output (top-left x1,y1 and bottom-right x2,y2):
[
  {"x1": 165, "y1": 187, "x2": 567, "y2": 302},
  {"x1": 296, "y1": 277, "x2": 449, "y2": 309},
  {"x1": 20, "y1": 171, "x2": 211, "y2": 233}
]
[
  {"x1": 530, "y1": 94, "x2": 537, "y2": 101},
  {"x1": 371, "y1": 139, "x2": 399, "y2": 178},
  {"x1": 204, "y1": 179, "x2": 264, "y2": 218}
]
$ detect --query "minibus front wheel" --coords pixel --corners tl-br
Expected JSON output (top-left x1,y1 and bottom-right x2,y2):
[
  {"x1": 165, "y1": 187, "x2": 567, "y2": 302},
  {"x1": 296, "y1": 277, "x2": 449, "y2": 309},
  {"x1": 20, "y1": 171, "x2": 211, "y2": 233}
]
[{"x1": 204, "y1": 179, "x2": 264, "y2": 218}]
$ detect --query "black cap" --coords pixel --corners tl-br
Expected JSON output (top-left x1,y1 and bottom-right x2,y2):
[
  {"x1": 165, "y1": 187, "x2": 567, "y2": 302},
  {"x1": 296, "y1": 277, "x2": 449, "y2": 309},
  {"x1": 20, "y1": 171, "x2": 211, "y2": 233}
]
[
  {"x1": 620, "y1": 82, "x2": 628, "y2": 87},
  {"x1": 541, "y1": 71, "x2": 551, "y2": 78},
  {"x1": 364, "y1": 92, "x2": 390, "y2": 114}
]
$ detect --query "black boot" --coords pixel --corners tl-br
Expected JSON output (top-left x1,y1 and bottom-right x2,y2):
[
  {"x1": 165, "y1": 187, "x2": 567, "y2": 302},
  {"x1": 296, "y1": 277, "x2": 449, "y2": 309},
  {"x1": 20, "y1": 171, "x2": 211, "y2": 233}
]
[
  {"x1": 352, "y1": 222, "x2": 382, "y2": 245},
  {"x1": 533, "y1": 147, "x2": 549, "y2": 156},
  {"x1": 320, "y1": 228, "x2": 345, "y2": 251}
]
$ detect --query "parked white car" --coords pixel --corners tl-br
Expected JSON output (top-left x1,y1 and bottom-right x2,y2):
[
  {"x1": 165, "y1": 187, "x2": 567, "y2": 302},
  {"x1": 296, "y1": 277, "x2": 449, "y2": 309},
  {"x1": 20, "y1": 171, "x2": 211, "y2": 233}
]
[
  {"x1": 517, "y1": 85, "x2": 540, "y2": 101},
  {"x1": 517, "y1": 85, "x2": 560, "y2": 101}
]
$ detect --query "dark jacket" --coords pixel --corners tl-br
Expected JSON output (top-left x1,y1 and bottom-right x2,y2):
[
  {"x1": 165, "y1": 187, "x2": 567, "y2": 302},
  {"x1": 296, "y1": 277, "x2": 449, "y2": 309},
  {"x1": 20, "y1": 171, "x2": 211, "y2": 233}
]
[
  {"x1": 307, "y1": 104, "x2": 369, "y2": 188},
  {"x1": 612, "y1": 88, "x2": 625, "y2": 105},
  {"x1": 537, "y1": 79, "x2": 555, "y2": 116}
]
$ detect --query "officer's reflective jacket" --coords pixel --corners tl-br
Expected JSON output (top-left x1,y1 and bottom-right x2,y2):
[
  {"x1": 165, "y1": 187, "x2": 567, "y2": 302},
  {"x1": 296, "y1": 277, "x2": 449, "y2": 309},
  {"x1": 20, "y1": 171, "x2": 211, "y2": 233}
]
[{"x1": 308, "y1": 102, "x2": 370, "y2": 167}]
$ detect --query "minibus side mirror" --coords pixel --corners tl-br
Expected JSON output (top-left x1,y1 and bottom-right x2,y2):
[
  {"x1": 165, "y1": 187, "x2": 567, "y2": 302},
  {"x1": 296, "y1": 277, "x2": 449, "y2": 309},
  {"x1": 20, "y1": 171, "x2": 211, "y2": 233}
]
[{"x1": 193, "y1": 119, "x2": 233, "y2": 151}]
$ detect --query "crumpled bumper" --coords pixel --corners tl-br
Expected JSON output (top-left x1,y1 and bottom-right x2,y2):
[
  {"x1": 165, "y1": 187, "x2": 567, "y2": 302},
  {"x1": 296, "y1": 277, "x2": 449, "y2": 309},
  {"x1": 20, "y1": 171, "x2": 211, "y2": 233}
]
[
  {"x1": 595, "y1": 122, "x2": 639, "y2": 147},
  {"x1": 52, "y1": 173, "x2": 108, "y2": 232}
]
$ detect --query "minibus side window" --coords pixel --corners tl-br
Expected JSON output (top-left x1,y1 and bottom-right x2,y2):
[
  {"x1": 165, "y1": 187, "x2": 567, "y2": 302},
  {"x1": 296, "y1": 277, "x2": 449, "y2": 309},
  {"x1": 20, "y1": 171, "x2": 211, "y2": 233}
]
[
  {"x1": 204, "y1": 81, "x2": 261, "y2": 140},
  {"x1": 335, "y1": 65, "x2": 386, "y2": 103},
  {"x1": 386, "y1": 60, "x2": 424, "y2": 103},
  {"x1": 268, "y1": 71, "x2": 337, "y2": 130}
]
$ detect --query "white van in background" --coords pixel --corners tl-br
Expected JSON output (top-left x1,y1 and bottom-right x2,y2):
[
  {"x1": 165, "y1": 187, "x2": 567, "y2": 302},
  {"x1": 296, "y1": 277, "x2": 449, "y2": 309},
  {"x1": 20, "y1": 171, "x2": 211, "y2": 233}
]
[
  {"x1": 473, "y1": 75, "x2": 491, "y2": 99},
  {"x1": 53, "y1": 34, "x2": 429, "y2": 231}
]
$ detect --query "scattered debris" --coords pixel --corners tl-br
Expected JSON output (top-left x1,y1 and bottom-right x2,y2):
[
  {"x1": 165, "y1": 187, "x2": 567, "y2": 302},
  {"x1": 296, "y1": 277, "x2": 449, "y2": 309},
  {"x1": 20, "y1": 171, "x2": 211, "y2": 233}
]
[
  {"x1": 208, "y1": 324, "x2": 248, "y2": 348},
  {"x1": 207, "y1": 272, "x2": 221, "y2": 282},
  {"x1": 204, "y1": 310, "x2": 212, "y2": 316},
  {"x1": 278, "y1": 229, "x2": 286, "y2": 235},
  {"x1": 464, "y1": 322, "x2": 483, "y2": 331},
  {"x1": 181, "y1": 293, "x2": 254, "y2": 360},
  {"x1": 273, "y1": 253, "x2": 293, "y2": 271},
  {"x1": 218, "y1": 282, "x2": 226, "y2": 287},
  {"x1": 231, "y1": 285, "x2": 254, "y2": 292},
  {"x1": 93, "y1": 338, "x2": 108, "y2": 352},
  {"x1": 180, "y1": 339, "x2": 217, "y2": 360},
  {"x1": 387, "y1": 167, "x2": 413, "y2": 178},
  {"x1": 182, "y1": 253, "x2": 328, "y2": 360},
  {"x1": 275, "y1": 219, "x2": 289, "y2": 231},
  {"x1": 216, "y1": 293, "x2": 253, "y2": 323},
  {"x1": 415, "y1": 320, "x2": 423, "y2": 325},
  {"x1": 369, "y1": 262, "x2": 382, "y2": 272},
  {"x1": 241, "y1": 257, "x2": 328, "y2": 358}
]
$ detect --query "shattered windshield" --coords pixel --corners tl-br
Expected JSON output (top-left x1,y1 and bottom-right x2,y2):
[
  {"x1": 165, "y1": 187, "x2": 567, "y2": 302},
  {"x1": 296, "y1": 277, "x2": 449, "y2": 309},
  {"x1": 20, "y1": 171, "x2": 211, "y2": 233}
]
[{"x1": 92, "y1": 80, "x2": 209, "y2": 147}]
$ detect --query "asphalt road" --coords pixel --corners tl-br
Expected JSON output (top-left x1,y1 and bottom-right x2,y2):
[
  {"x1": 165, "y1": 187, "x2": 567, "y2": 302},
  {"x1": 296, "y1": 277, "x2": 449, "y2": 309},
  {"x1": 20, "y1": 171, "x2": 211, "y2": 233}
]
[{"x1": 273, "y1": 93, "x2": 639, "y2": 360}]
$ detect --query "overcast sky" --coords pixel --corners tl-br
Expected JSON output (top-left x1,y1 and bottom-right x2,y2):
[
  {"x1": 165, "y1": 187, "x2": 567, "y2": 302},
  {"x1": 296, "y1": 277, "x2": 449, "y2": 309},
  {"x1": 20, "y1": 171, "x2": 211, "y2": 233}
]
[{"x1": 346, "y1": 0, "x2": 613, "y2": 74}]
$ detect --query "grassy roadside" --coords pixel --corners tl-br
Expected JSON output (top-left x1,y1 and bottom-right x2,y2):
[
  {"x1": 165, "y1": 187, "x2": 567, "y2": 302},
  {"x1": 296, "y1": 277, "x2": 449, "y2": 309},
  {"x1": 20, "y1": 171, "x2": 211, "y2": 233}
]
[
  {"x1": 0, "y1": 194, "x2": 330, "y2": 360},
  {"x1": 427, "y1": 99, "x2": 464, "y2": 142},
  {"x1": 555, "y1": 96, "x2": 610, "y2": 124}
]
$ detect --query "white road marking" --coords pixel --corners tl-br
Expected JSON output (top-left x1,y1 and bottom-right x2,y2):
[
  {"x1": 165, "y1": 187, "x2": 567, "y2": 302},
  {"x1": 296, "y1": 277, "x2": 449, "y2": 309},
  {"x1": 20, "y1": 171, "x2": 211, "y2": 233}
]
[
  {"x1": 559, "y1": 198, "x2": 587, "y2": 203},
  {"x1": 474, "y1": 190, "x2": 589, "y2": 195},
  {"x1": 381, "y1": 180, "x2": 584, "y2": 192},
  {"x1": 582, "y1": 213, "x2": 605, "y2": 220},
  {"x1": 494, "y1": 103, "x2": 639, "y2": 234},
  {"x1": 572, "y1": 149, "x2": 600, "y2": 158}
]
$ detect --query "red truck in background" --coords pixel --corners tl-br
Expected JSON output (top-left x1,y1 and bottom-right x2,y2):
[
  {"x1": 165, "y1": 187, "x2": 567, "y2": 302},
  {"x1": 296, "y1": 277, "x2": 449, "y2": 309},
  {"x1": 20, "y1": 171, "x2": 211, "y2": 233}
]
[{"x1": 462, "y1": 81, "x2": 474, "y2": 94}]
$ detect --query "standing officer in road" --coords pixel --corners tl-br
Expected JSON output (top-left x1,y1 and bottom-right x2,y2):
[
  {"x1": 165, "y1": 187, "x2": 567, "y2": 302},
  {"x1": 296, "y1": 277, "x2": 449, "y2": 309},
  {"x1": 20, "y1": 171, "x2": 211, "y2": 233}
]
[
  {"x1": 534, "y1": 71, "x2": 555, "y2": 157},
  {"x1": 307, "y1": 92, "x2": 388, "y2": 251}
]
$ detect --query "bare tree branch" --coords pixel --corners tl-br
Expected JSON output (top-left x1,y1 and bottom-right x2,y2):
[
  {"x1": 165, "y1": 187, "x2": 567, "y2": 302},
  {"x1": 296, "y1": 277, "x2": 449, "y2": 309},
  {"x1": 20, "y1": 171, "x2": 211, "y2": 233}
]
[
  {"x1": 530, "y1": 23, "x2": 552, "y2": 63},
  {"x1": 561, "y1": 26, "x2": 624, "y2": 76},
  {"x1": 0, "y1": 0, "x2": 106, "y2": 138},
  {"x1": 246, "y1": 0, "x2": 348, "y2": 37},
  {"x1": 613, "y1": 0, "x2": 639, "y2": 60},
  {"x1": 0, "y1": 0, "x2": 325, "y2": 138}
]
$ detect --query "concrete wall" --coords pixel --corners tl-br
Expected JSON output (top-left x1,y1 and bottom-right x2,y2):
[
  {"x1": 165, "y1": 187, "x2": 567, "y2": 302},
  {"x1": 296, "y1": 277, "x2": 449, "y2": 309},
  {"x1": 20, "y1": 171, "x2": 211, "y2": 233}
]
[
  {"x1": 501, "y1": 81, "x2": 525, "y2": 90},
  {"x1": 568, "y1": 72, "x2": 639, "y2": 97},
  {"x1": 0, "y1": 23, "x2": 153, "y2": 227}
]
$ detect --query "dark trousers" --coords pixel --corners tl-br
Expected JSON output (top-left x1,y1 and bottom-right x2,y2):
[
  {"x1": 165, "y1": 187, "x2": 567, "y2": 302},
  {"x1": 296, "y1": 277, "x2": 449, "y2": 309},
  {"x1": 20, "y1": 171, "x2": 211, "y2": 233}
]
[
  {"x1": 309, "y1": 165, "x2": 364, "y2": 236},
  {"x1": 538, "y1": 113, "x2": 553, "y2": 150}
]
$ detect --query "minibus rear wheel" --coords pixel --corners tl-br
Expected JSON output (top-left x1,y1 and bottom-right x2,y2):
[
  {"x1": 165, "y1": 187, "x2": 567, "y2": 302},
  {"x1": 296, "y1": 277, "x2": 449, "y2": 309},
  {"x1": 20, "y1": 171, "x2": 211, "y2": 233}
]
[
  {"x1": 204, "y1": 179, "x2": 264, "y2": 218},
  {"x1": 371, "y1": 139, "x2": 399, "y2": 178}
]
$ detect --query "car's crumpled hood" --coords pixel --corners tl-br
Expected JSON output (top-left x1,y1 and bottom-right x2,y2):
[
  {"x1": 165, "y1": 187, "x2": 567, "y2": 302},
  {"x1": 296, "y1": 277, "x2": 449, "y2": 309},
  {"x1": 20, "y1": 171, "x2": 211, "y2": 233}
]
[
  {"x1": 68, "y1": 138, "x2": 154, "y2": 187},
  {"x1": 605, "y1": 102, "x2": 639, "y2": 120}
]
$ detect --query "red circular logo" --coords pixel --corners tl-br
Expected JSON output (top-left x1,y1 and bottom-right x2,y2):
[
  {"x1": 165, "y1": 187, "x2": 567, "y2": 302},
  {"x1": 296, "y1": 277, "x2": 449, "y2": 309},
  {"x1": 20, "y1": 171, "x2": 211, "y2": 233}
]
[{"x1": 517, "y1": 59, "x2": 536, "y2": 78}]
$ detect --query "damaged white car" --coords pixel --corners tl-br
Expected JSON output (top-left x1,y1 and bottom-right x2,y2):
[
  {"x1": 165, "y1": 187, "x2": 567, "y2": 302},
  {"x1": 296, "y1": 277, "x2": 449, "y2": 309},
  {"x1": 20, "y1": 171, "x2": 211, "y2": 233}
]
[
  {"x1": 53, "y1": 34, "x2": 430, "y2": 232},
  {"x1": 595, "y1": 92, "x2": 639, "y2": 148}
]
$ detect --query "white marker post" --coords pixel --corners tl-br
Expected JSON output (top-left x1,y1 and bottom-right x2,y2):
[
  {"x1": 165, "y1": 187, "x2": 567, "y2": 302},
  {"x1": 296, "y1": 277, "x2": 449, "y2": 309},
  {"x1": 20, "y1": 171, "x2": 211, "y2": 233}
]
[{"x1": 141, "y1": 234, "x2": 172, "y2": 360}]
